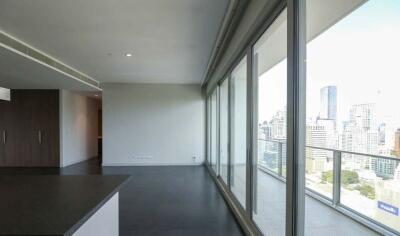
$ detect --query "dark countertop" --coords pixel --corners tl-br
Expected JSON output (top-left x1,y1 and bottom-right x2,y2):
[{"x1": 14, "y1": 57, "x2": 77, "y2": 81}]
[{"x1": 0, "y1": 175, "x2": 130, "y2": 236}]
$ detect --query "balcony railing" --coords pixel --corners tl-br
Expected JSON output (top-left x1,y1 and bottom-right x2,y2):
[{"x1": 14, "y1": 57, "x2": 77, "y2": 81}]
[{"x1": 257, "y1": 138, "x2": 400, "y2": 235}]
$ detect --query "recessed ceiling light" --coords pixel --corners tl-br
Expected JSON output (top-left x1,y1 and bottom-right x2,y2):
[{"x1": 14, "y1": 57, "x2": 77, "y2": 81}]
[{"x1": 125, "y1": 53, "x2": 132, "y2": 57}]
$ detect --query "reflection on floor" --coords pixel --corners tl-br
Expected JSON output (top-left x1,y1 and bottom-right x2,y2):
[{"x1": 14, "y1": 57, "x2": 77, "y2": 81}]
[
  {"x1": 218, "y1": 164, "x2": 246, "y2": 209},
  {"x1": 0, "y1": 159, "x2": 243, "y2": 236},
  {"x1": 231, "y1": 164, "x2": 247, "y2": 208}
]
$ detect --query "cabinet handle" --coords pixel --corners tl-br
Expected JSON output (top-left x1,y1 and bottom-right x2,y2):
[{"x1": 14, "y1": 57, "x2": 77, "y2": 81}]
[
  {"x1": 2, "y1": 130, "x2": 5, "y2": 144},
  {"x1": 38, "y1": 130, "x2": 42, "y2": 144}
]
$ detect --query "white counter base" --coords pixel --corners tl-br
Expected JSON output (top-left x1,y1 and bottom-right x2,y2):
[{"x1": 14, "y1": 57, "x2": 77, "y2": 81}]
[{"x1": 73, "y1": 192, "x2": 119, "y2": 236}]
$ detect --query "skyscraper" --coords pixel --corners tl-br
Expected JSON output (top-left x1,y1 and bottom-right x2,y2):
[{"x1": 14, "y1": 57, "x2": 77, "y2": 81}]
[
  {"x1": 349, "y1": 103, "x2": 376, "y2": 130},
  {"x1": 320, "y1": 86, "x2": 337, "y2": 121},
  {"x1": 341, "y1": 103, "x2": 378, "y2": 171}
]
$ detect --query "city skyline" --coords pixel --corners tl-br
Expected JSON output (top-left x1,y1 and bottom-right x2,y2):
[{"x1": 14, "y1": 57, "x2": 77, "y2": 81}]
[
  {"x1": 260, "y1": 84, "x2": 400, "y2": 154},
  {"x1": 258, "y1": 0, "x2": 400, "y2": 148}
]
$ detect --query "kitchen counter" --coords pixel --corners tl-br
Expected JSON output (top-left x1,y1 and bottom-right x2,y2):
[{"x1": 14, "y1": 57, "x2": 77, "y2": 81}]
[{"x1": 0, "y1": 175, "x2": 129, "y2": 235}]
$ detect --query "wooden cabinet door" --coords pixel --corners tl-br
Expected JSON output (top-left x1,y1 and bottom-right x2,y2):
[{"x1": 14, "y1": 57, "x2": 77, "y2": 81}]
[
  {"x1": 27, "y1": 90, "x2": 43, "y2": 166},
  {"x1": 35, "y1": 90, "x2": 60, "y2": 167},
  {"x1": 0, "y1": 91, "x2": 27, "y2": 166},
  {"x1": 0, "y1": 99, "x2": 7, "y2": 165},
  {"x1": 28, "y1": 90, "x2": 59, "y2": 167},
  {"x1": 14, "y1": 91, "x2": 33, "y2": 166},
  {"x1": 0, "y1": 90, "x2": 60, "y2": 167}
]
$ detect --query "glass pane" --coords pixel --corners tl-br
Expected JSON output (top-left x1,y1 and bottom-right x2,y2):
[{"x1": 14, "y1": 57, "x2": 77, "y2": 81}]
[
  {"x1": 211, "y1": 89, "x2": 218, "y2": 173},
  {"x1": 230, "y1": 56, "x2": 247, "y2": 208},
  {"x1": 253, "y1": 9, "x2": 287, "y2": 235},
  {"x1": 341, "y1": 154, "x2": 400, "y2": 232},
  {"x1": 207, "y1": 97, "x2": 212, "y2": 166},
  {"x1": 219, "y1": 78, "x2": 229, "y2": 184},
  {"x1": 305, "y1": 147, "x2": 333, "y2": 199},
  {"x1": 306, "y1": 0, "x2": 400, "y2": 234}
]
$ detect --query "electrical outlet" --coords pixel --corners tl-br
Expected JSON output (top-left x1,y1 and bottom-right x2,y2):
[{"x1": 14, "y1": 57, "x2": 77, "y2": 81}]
[{"x1": 132, "y1": 155, "x2": 153, "y2": 160}]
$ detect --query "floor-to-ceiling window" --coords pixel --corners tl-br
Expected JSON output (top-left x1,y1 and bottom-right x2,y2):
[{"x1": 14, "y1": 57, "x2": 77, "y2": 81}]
[
  {"x1": 207, "y1": 97, "x2": 212, "y2": 166},
  {"x1": 252, "y1": 9, "x2": 287, "y2": 235},
  {"x1": 206, "y1": 1, "x2": 400, "y2": 234},
  {"x1": 211, "y1": 89, "x2": 218, "y2": 173},
  {"x1": 219, "y1": 78, "x2": 229, "y2": 184},
  {"x1": 305, "y1": 0, "x2": 400, "y2": 234},
  {"x1": 230, "y1": 56, "x2": 247, "y2": 208}
]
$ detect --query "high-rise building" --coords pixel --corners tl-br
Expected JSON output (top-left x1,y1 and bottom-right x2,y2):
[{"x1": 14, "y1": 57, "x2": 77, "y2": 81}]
[
  {"x1": 306, "y1": 122, "x2": 331, "y2": 173},
  {"x1": 258, "y1": 109, "x2": 287, "y2": 168},
  {"x1": 378, "y1": 123, "x2": 386, "y2": 146},
  {"x1": 259, "y1": 121, "x2": 271, "y2": 140},
  {"x1": 341, "y1": 103, "x2": 379, "y2": 171},
  {"x1": 316, "y1": 118, "x2": 338, "y2": 149},
  {"x1": 260, "y1": 109, "x2": 287, "y2": 141},
  {"x1": 349, "y1": 103, "x2": 376, "y2": 130},
  {"x1": 270, "y1": 110, "x2": 286, "y2": 140},
  {"x1": 395, "y1": 128, "x2": 400, "y2": 157},
  {"x1": 395, "y1": 163, "x2": 400, "y2": 181},
  {"x1": 320, "y1": 86, "x2": 337, "y2": 121},
  {"x1": 258, "y1": 109, "x2": 286, "y2": 141},
  {"x1": 371, "y1": 158, "x2": 397, "y2": 179}
]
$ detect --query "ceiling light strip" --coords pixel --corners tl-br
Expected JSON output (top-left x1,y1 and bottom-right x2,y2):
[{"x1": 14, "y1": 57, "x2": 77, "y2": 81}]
[{"x1": 0, "y1": 31, "x2": 101, "y2": 90}]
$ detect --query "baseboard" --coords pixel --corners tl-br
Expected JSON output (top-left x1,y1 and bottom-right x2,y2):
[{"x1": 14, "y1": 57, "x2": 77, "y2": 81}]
[
  {"x1": 61, "y1": 156, "x2": 97, "y2": 168},
  {"x1": 102, "y1": 162, "x2": 204, "y2": 167}
]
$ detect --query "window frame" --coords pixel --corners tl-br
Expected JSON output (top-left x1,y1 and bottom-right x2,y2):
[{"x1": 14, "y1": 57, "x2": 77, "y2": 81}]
[{"x1": 204, "y1": 0, "x2": 396, "y2": 235}]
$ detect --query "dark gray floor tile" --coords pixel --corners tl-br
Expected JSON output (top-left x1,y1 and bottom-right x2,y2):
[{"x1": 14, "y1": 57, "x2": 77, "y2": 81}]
[{"x1": 0, "y1": 159, "x2": 244, "y2": 236}]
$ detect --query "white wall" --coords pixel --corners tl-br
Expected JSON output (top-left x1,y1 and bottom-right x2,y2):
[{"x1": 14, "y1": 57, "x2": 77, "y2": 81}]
[
  {"x1": 60, "y1": 90, "x2": 100, "y2": 167},
  {"x1": 103, "y1": 83, "x2": 205, "y2": 166},
  {"x1": 0, "y1": 87, "x2": 10, "y2": 101}
]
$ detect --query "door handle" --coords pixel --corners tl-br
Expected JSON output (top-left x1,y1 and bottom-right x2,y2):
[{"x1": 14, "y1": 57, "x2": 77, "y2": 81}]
[
  {"x1": 38, "y1": 130, "x2": 42, "y2": 144},
  {"x1": 2, "y1": 130, "x2": 5, "y2": 144}
]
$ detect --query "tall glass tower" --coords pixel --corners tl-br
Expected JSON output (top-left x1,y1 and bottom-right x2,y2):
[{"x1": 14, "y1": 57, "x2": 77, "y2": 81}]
[{"x1": 320, "y1": 86, "x2": 337, "y2": 121}]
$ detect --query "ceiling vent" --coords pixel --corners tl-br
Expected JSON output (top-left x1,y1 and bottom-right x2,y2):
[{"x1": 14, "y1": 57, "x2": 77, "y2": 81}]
[{"x1": 0, "y1": 31, "x2": 101, "y2": 90}]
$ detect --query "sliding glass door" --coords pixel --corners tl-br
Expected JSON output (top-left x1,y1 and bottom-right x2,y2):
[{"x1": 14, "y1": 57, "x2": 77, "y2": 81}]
[
  {"x1": 207, "y1": 97, "x2": 211, "y2": 166},
  {"x1": 230, "y1": 56, "x2": 248, "y2": 208},
  {"x1": 219, "y1": 78, "x2": 229, "y2": 184},
  {"x1": 252, "y1": 9, "x2": 287, "y2": 235},
  {"x1": 211, "y1": 89, "x2": 218, "y2": 173},
  {"x1": 305, "y1": 0, "x2": 400, "y2": 234}
]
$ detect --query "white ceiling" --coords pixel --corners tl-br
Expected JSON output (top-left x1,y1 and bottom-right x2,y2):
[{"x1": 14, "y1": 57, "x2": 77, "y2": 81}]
[
  {"x1": 255, "y1": 0, "x2": 366, "y2": 77},
  {"x1": 0, "y1": 0, "x2": 229, "y2": 85}
]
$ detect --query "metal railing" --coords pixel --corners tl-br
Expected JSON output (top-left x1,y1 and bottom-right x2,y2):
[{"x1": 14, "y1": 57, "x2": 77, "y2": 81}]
[{"x1": 257, "y1": 138, "x2": 400, "y2": 235}]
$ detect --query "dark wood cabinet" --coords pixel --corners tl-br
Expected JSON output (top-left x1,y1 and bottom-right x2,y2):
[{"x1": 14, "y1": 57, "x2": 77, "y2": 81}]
[
  {"x1": 0, "y1": 99, "x2": 10, "y2": 165},
  {"x1": 0, "y1": 90, "x2": 59, "y2": 167}
]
